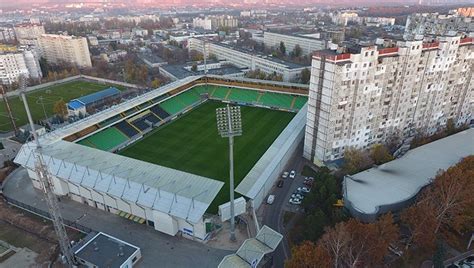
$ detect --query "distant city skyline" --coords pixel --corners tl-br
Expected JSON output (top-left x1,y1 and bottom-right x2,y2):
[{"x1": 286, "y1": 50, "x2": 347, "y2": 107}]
[{"x1": 2, "y1": 0, "x2": 474, "y2": 9}]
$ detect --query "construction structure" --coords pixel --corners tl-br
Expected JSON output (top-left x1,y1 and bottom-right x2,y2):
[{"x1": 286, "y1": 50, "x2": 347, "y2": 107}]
[
  {"x1": 18, "y1": 77, "x2": 74, "y2": 265},
  {"x1": 304, "y1": 36, "x2": 473, "y2": 164}
]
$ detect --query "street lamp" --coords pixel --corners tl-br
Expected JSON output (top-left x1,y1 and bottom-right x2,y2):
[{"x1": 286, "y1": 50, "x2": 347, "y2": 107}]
[{"x1": 216, "y1": 104, "x2": 242, "y2": 241}]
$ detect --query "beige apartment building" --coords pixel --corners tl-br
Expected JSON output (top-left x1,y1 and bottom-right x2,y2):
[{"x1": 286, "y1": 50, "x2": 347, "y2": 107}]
[
  {"x1": 38, "y1": 34, "x2": 92, "y2": 68},
  {"x1": 13, "y1": 23, "x2": 45, "y2": 44},
  {"x1": 304, "y1": 36, "x2": 473, "y2": 163}
]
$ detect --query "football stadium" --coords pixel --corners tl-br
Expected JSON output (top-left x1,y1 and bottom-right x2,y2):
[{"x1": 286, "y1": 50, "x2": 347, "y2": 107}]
[{"x1": 15, "y1": 75, "x2": 308, "y2": 240}]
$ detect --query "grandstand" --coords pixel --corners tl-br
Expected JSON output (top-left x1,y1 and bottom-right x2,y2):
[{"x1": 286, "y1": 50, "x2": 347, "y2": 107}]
[
  {"x1": 15, "y1": 75, "x2": 308, "y2": 241},
  {"x1": 78, "y1": 127, "x2": 129, "y2": 151}
]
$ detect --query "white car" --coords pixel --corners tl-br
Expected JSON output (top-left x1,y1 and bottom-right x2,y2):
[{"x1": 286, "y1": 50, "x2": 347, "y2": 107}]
[
  {"x1": 289, "y1": 198, "x2": 302, "y2": 205},
  {"x1": 267, "y1": 195, "x2": 275, "y2": 205},
  {"x1": 289, "y1": 170, "x2": 296, "y2": 179},
  {"x1": 297, "y1": 187, "x2": 311, "y2": 193},
  {"x1": 291, "y1": 193, "x2": 304, "y2": 200},
  {"x1": 282, "y1": 171, "x2": 289, "y2": 179}
]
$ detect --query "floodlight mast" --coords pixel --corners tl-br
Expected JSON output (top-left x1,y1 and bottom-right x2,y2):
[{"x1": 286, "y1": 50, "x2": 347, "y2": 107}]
[
  {"x1": 19, "y1": 76, "x2": 74, "y2": 266},
  {"x1": 216, "y1": 104, "x2": 242, "y2": 242}
]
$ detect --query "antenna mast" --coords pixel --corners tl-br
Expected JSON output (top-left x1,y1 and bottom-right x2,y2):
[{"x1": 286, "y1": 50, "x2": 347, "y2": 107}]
[{"x1": 19, "y1": 76, "x2": 74, "y2": 266}]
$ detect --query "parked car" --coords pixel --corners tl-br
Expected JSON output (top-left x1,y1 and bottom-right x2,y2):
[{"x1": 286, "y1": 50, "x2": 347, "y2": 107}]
[
  {"x1": 289, "y1": 170, "x2": 296, "y2": 179},
  {"x1": 291, "y1": 193, "x2": 304, "y2": 200},
  {"x1": 296, "y1": 187, "x2": 311, "y2": 193},
  {"x1": 267, "y1": 195, "x2": 275, "y2": 205},
  {"x1": 277, "y1": 180, "x2": 284, "y2": 188},
  {"x1": 303, "y1": 180, "x2": 313, "y2": 187},
  {"x1": 289, "y1": 198, "x2": 302, "y2": 205},
  {"x1": 282, "y1": 171, "x2": 289, "y2": 179}
]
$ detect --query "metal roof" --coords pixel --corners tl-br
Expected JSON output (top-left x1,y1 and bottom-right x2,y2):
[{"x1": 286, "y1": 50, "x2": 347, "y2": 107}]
[
  {"x1": 344, "y1": 128, "x2": 474, "y2": 218},
  {"x1": 235, "y1": 104, "x2": 307, "y2": 199},
  {"x1": 74, "y1": 232, "x2": 139, "y2": 267},
  {"x1": 218, "y1": 225, "x2": 282, "y2": 268},
  {"x1": 14, "y1": 140, "x2": 224, "y2": 224},
  {"x1": 70, "y1": 87, "x2": 121, "y2": 106}
]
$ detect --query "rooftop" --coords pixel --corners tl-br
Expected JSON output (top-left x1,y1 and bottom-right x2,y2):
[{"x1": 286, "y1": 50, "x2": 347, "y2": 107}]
[
  {"x1": 344, "y1": 128, "x2": 474, "y2": 220},
  {"x1": 74, "y1": 232, "x2": 139, "y2": 267},
  {"x1": 161, "y1": 62, "x2": 245, "y2": 80},
  {"x1": 69, "y1": 87, "x2": 121, "y2": 109}
]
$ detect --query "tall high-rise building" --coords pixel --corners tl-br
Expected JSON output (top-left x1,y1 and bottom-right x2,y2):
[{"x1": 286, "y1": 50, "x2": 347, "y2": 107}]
[
  {"x1": 13, "y1": 23, "x2": 45, "y2": 44},
  {"x1": 0, "y1": 48, "x2": 42, "y2": 84},
  {"x1": 304, "y1": 36, "x2": 473, "y2": 164},
  {"x1": 38, "y1": 34, "x2": 92, "y2": 68}
]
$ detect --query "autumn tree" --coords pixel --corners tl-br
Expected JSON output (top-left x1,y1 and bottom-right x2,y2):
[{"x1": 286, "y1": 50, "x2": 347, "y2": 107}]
[
  {"x1": 370, "y1": 144, "x2": 393, "y2": 165},
  {"x1": 151, "y1": 78, "x2": 161, "y2": 88},
  {"x1": 401, "y1": 156, "x2": 474, "y2": 250},
  {"x1": 286, "y1": 241, "x2": 331, "y2": 268},
  {"x1": 189, "y1": 50, "x2": 204, "y2": 61},
  {"x1": 343, "y1": 148, "x2": 374, "y2": 174},
  {"x1": 53, "y1": 100, "x2": 68, "y2": 119}
]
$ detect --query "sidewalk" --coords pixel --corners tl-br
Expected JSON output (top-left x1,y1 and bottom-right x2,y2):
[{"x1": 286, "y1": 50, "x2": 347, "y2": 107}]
[{"x1": 2, "y1": 168, "x2": 231, "y2": 268}]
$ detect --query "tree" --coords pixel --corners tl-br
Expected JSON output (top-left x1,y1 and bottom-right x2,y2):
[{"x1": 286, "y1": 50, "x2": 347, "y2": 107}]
[
  {"x1": 370, "y1": 144, "x2": 393, "y2": 165},
  {"x1": 286, "y1": 241, "x2": 331, "y2": 268},
  {"x1": 293, "y1": 44, "x2": 302, "y2": 57},
  {"x1": 445, "y1": 118, "x2": 456, "y2": 135},
  {"x1": 53, "y1": 100, "x2": 68, "y2": 119},
  {"x1": 301, "y1": 68, "x2": 311, "y2": 84},
  {"x1": 191, "y1": 64, "x2": 198, "y2": 72},
  {"x1": 280, "y1": 41, "x2": 286, "y2": 55},
  {"x1": 343, "y1": 148, "x2": 374, "y2": 175},
  {"x1": 189, "y1": 50, "x2": 204, "y2": 61},
  {"x1": 151, "y1": 78, "x2": 161, "y2": 88}
]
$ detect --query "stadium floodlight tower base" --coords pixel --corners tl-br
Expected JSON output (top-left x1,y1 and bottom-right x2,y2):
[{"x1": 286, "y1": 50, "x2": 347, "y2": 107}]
[{"x1": 216, "y1": 104, "x2": 242, "y2": 242}]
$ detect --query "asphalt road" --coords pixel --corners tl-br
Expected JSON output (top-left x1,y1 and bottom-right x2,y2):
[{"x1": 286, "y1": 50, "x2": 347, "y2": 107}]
[{"x1": 262, "y1": 141, "x2": 305, "y2": 268}]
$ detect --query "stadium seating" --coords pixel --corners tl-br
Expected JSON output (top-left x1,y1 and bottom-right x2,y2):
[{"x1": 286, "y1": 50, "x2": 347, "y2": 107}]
[
  {"x1": 211, "y1": 87, "x2": 230, "y2": 99},
  {"x1": 228, "y1": 89, "x2": 260, "y2": 103},
  {"x1": 259, "y1": 92, "x2": 294, "y2": 109},
  {"x1": 177, "y1": 89, "x2": 200, "y2": 106},
  {"x1": 150, "y1": 105, "x2": 170, "y2": 119},
  {"x1": 194, "y1": 85, "x2": 213, "y2": 96},
  {"x1": 116, "y1": 120, "x2": 140, "y2": 138},
  {"x1": 78, "y1": 127, "x2": 129, "y2": 151},
  {"x1": 293, "y1": 96, "x2": 308, "y2": 110},
  {"x1": 151, "y1": 94, "x2": 169, "y2": 103},
  {"x1": 98, "y1": 115, "x2": 122, "y2": 128},
  {"x1": 131, "y1": 114, "x2": 160, "y2": 131},
  {"x1": 159, "y1": 98, "x2": 187, "y2": 115},
  {"x1": 122, "y1": 108, "x2": 137, "y2": 117}
]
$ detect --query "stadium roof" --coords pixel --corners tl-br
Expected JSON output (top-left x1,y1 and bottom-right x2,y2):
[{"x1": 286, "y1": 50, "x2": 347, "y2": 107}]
[
  {"x1": 236, "y1": 104, "x2": 307, "y2": 199},
  {"x1": 69, "y1": 87, "x2": 121, "y2": 108},
  {"x1": 344, "y1": 128, "x2": 474, "y2": 221},
  {"x1": 218, "y1": 225, "x2": 282, "y2": 268},
  {"x1": 15, "y1": 140, "x2": 224, "y2": 223}
]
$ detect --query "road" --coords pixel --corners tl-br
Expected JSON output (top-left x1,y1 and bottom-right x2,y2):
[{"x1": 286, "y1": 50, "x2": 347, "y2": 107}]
[{"x1": 261, "y1": 141, "x2": 306, "y2": 268}]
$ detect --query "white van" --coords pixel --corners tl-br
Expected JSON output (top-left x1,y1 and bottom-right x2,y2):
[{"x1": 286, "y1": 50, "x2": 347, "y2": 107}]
[{"x1": 267, "y1": 195, "x2": 275, "y2": 205}]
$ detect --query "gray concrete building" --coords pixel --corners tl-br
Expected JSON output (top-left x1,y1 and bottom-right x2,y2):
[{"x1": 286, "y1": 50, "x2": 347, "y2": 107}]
[{"x1": 304, "y1": 36, "x2": 473, "y2": 164}]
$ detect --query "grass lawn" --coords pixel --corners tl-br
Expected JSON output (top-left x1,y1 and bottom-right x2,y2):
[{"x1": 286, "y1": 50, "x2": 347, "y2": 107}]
[
  {"x1": 0, "y1": 80, "x2": 124, "y2": 132},
  {"x1": 119, "y1": 101, "x2": 295, "y2": 213}
]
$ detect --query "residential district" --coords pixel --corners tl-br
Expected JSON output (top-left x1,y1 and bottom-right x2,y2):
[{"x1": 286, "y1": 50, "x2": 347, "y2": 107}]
[{"x1": 0, "y1": 0, "x2": 472, "y2": 267}]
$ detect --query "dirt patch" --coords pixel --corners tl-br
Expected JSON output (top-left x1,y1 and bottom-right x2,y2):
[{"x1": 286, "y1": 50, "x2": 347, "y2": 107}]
[{"x1": 0, "y1": 199, "x2": 82, "y2": 266}]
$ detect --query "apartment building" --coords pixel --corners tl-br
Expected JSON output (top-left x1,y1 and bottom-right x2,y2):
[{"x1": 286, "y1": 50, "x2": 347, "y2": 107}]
[
  {"x1": 405, "y1": 12, "x2": 473, "y2": 39},
  {"x1": 0, "y1": 27, "x2": 16, "y2": 43},
  {"x1": 13, "y1": 23, "x2": 45, "y2": 44},
  {"x1": 188, "y1": 38, "x2": 308, "y2": 82},
  {"x1": 192, "y1": 15, "x2": 238, "y2": 31},
  {"x1": 304, "y1": 36, "x2": 473, "y2": 164},
  {"x1": 0, "y1": 48, "x2": 42, "y2": 84},
  {"x1": 263, "y1": 31, "x2": 327, "y2": 56},
  {"x1": 38, "y1": 34, "x2": 92, "y2": 68}
]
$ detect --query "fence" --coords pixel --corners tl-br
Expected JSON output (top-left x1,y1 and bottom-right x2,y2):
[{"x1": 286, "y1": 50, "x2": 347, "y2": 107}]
[{"x1": 3, "y1": 195, "x2": 93, "y2": 234}]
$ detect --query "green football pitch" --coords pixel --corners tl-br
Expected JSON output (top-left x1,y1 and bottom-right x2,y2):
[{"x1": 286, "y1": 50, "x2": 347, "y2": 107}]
[
  {"x1": 0, "y1": 80, "x2": 124, "y2": 132},
  {"x1": 119, "y1": 101, "x2": 295, "y2": 213}
]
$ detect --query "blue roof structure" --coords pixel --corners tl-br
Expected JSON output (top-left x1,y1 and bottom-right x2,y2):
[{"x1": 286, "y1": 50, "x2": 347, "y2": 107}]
[{"x1": 68, "y1": 87, "x2": 121, "y2": 110}]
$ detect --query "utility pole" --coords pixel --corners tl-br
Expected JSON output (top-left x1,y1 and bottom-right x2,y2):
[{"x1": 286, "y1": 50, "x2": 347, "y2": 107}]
[
  {"x1": 216, "y1": 105, "x2": 242, "y2": 241},
  {"x1": 19, "y1": 77, "x2": 74, "y2": 266},
  {"x1": 0, "y1": 84, "x2": 18, "y2": 134}
]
